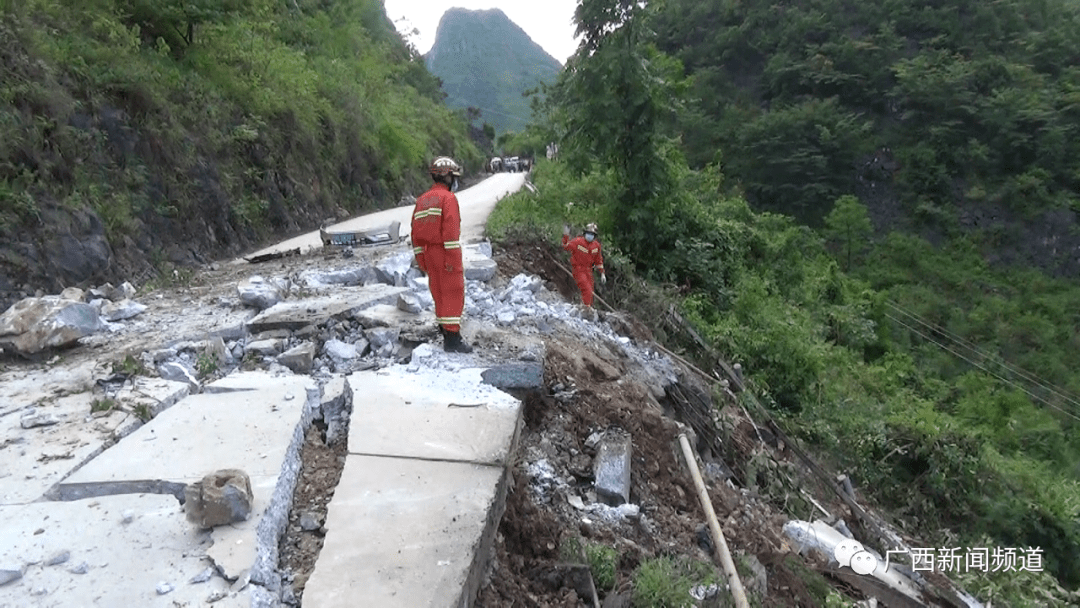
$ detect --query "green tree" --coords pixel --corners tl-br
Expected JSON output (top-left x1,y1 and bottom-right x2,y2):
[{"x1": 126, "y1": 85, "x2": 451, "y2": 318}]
[
  {"x1": 547, "y1": 0, "x2": 684, "y2": 265},
  {"x1": 824, "y1": 195, "x2": 872, "y2": 270}
]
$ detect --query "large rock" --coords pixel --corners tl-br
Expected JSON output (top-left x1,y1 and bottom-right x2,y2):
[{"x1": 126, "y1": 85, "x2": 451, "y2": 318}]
[
  {"x1": 183, "y1": 469, "x2": 254, "y2": 528},
  {"x1": 0, "y1": 296, "x2": 104, "y2": 355},
  {"x1": 237, "y1": 276, "x2": 286, "y2": 310},
  {"x1": 463, "y1": 243, "x2": 498, "y2": 282}
]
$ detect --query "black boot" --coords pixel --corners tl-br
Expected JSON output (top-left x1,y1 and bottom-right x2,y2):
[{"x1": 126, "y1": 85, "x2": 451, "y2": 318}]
[{"x1": 443, "y1": 330, "x2": 473, "y2": 353}]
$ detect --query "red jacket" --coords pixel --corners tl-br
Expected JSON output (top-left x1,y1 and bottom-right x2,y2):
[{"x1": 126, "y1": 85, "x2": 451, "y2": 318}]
[
  {"x1": 411, "y1": 183, "x2": 463, "y2": 271},
  {"x1": 562, "y1": 234, "x2": 604, "y2": 273}
]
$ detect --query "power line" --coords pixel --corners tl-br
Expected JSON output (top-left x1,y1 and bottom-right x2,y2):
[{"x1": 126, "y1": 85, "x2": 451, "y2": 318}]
[
  {"x1": 884, "y1": 299, "x2": 1080, "y2": 417},
  {"x1": 883, "y1": 311, "x2": 1080, "y2": 424}
]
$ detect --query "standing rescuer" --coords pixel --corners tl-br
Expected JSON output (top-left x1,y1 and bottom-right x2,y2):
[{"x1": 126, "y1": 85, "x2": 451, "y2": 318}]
[
  {"x1": 562, "y1": 221, "x2": 606, "y2": 307},
  {"x1": 411, "y1": 156, "x2": 473, "y2": 353}
]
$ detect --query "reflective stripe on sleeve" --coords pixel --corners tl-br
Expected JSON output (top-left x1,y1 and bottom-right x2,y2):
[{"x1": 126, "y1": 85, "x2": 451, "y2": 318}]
[
  {"x1": 413, "y1": 246, "x2": 424, "y2": 255},
  {"x1": 443, "y1": 240, "x2": 461, "y2": 249},
  {"x1": 413, "y1": 208, "x2": 443, "y2": 220}
]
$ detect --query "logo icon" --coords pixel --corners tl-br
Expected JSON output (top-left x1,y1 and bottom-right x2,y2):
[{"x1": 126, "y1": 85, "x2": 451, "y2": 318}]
[{"x1": 833, "y1": 539, "x2": 879, "y2": 575}]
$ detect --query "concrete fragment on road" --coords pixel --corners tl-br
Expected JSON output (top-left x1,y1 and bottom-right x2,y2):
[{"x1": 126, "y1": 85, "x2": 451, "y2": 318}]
[
  {"x1": 184, "y1": 469, "x2": 255, "y2": 528},
  {"x1": 594, "y1": 429, "x2": 633, "y2": 506},
  {"x1": 277, "y1": 342, "x2": 316, "y2": 373},
  {"x1": 463, "y1": 243, "x2": 497, "y2": 282},
  {"x1": 237, "y1": 276, "x2": 287, "y2": 310},
  {"x1": 481, "y1": 362, "x2": 544, "y2": 391},
  {"x1": 246, "y1": 284, "x2": 407, "y2": 332}
]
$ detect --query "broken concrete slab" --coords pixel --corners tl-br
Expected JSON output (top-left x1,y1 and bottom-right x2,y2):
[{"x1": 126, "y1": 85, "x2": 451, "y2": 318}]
[
  {"x1": 354, "y1": 303, "x2": 436, "y2": 329},
  {"x1": 347, "y1": 366, "x2": 521, "y2": 465},
  {"x1": 481, "y1": 362, "x2": 544, "y2": 391},
  {"x1": 246, "y1": 338, "x2": 285, "y2": 357},
  {"x1": 0, "y1": 495, "x2": 239, "y2": 607},
  {"x1": 298, "y1": 266, "x2": 380, "y2": 288},
  {"x1": 462, "y1": 244, "x2": 497, "y2": 282},
  {"x1": 302, "y1": 456, "x2": 509, "y2": 608},
  {"x1": 594, "y1": 430, "x2": 632, "y2": 506},
  {"x1": 246, "y1": 284, "x2": 407, "y2": 332},
  {"x1": 54, "y1": 372, "x2": 314, "y2": 582}
]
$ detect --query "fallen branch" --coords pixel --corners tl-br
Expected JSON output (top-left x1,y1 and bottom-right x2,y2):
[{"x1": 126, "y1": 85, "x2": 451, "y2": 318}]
[{"x1": 678, "y1": 434, "x2": 750, "y2": 608}]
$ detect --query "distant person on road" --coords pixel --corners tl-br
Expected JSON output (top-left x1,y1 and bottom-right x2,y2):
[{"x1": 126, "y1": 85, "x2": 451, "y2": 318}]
[
  {"x1": 562, "y1": 221, "x2": 606, "y2": 307},
  {"x1": 411, "y1": 156, "x2": 473, "y2": 353}
]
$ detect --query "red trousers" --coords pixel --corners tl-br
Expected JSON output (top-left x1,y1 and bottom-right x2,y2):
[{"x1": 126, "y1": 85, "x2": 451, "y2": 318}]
[
  {"x1": 573, "y1": 266, "x2": 594, "y2": 307},
  {"x1": 418, "y1": 245, "x2": 465, "y2": 332}
]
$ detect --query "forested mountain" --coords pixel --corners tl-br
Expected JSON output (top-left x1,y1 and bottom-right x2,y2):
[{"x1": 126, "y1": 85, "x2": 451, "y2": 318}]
[
  {"x1": 653, "y1": 0, "x2": 1080, "y2": 277},
  {"x1": 0, "y1": 0, "x2": 480, "y2": 307},
  {"x1": 425, "y1": 8, "x2": 562, "y2": 136}
]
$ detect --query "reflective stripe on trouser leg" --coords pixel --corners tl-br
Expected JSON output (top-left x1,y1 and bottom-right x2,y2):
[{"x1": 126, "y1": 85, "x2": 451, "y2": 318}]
[
  {"x1": 426, "y1": 246, "x2": 465, "y2": 332},
  {"x1": 573, "y1": 267, "x2": 594, "y2": 307}
]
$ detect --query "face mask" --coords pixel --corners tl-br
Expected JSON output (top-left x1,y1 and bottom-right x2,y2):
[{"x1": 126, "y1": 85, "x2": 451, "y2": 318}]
[
  {"x1": 585, "y1": 233, "x2": 595, "y2": 242},
  {"x1": 451, "y1": 177, "x2": 460, "y2": 193}
]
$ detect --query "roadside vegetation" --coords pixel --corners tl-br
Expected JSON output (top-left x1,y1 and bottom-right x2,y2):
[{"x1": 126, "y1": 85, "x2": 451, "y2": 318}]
[
  {"x1": 491, "y1": 0, "x2": 1080, "y2": 605},
  {"x1": 0, "y1": 0, "x2": 480, "y2": 287}
]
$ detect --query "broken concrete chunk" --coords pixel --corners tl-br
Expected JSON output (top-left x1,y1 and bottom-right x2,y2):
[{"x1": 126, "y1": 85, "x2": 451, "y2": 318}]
[
  {"x1": 0, "y1": 297, "x2": 104, "y2": 355},
  {"x1": 300, "y1": 267, "x2": 379, "y2": 288},
  {"x1": 237, "y1": 276, "x2": 284, "y2": 310},
  {"x1": 189, "y1": 567, "x2": 214, "y2": 584},
  {"x1": 594, "y1": 430, "x2": 632, "y2": 506},
  {"x1": 246, "y1": 338, "x2": 285, "y2": 357},
  {"x1": 156, "y1": 581, "x2": 174, "y2": 595},
  {"x1": 278, "y1": 342, "x2": 316, "y2": 373},
  {"x1": 374, "y1": 251, "x2": 415, "y2": 286},
  {"x1": 481, "y1": 363, "x2": 544, "y2": 391},
  {"x1": 396, "y1": 293, "x2": 422, "y2": 314},
  {"x1": 20, "y1": 411, "x2": 60, "y2": 429},
  {"x1": 184, "y1": 469, "x2": 254, "y2": 528},
  {"x1": 59, "y1": 287, "x2": 86, "y2": 302},
  {"x1": 100, "y1": 299, "x2": 147, "y2": 322},
  {"x1": 44, "y1": 550, "x2": 71, "y2": 566},
  {"x1": 158, "y1": 361, "x2": 199, "y2": 389},
  {"x1": 324, "y1": 339, "x2": 361, "y2": 360},
  {"x1": 365, "y1": 327, "x2": 399, "y2": 350},
  {"x1": 68, "y1": 561, "x2": 89, "y2": 575}
]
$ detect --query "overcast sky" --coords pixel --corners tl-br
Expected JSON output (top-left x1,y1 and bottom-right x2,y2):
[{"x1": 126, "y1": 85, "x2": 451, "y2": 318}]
[{"x1": 383, "y1": 1, "x2": 581, "y2": 65}]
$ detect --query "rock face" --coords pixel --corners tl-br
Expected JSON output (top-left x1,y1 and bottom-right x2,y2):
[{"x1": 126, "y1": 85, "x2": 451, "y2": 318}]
[
  {"x1": 184, "y1": 469, "x2": 255, "y2": 528},
  {"x1": 0, "y1": 297, "x2": 104, "y2": 355}
]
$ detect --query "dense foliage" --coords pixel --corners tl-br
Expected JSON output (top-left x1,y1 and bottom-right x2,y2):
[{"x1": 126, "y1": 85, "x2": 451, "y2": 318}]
[
  {"x1": 0, "y1": 0, "x2": 479, "y2": 287},
  {"x1": 652, "y1": 0, "x2": 1080, "y2": 230},
  {"x1": 491, "y1": 0, "x2": 1080, "y2": 604}
]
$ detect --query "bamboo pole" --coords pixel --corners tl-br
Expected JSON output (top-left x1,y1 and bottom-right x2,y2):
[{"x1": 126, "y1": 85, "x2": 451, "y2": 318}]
[{"x1": 678, "y1": 434, "x2": 750, "y2": 608}]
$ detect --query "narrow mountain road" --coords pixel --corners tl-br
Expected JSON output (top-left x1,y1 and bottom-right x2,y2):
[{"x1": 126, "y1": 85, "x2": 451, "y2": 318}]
[{"x1": 241, "y1": 172, "x2": 527, "y2": 260}]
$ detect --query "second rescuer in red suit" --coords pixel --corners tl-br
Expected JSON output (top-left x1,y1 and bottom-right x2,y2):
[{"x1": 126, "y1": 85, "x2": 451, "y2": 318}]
[
  {"x1": 411, "y1": 156, "x2": 472, "y2": 353},
  {"x1": 562, "y1": 222, "x2": 606, "y2": 307}
]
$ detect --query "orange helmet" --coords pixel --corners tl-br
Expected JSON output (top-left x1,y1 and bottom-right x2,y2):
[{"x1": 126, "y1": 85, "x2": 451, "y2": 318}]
[{"x1": 430, "y1": 156, "x2": 462, "y2": 178}]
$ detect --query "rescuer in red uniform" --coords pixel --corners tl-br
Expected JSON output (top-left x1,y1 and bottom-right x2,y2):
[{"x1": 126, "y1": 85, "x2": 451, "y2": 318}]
[
  {"x1": 411, "y1": 156, "x2": 473, "y2": 353},
  {"x1": 562, "y1": 222, "x2": 606, "y2": 307}
]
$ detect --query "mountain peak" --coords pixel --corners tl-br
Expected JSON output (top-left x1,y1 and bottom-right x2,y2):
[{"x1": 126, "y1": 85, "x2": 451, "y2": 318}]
[{"x1": 426, "y1": 7, "x2": 562, "y2": 134}]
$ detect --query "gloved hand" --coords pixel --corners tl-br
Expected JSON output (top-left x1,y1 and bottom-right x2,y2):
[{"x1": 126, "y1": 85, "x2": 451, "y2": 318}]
[
  {"x1": 600, "y1": 274, "x2": 607, "y2": 285},
  {"x1": 563, "y1": 224, "x2": 571, "y2": 236}
]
